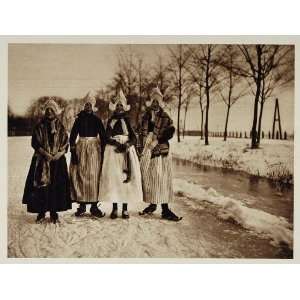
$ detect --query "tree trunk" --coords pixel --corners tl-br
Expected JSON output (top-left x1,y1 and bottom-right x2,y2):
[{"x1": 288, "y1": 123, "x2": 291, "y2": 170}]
[
  {"x1": 136, "y1": 79, "x2": 142, "y2": 125},
  {"x1": 199, "y1": 94, "x2": 204, "y2": 140},
  {"x1": 200, "y1": 108, "x2": 204, "y2": 140},
  {"x1": 177, "y1": 97, "x2": 181, "y2": 142},
  {"x1": 204, "y1": 47, "x2": 211, "y2": 146},
  {"x1": 257, "y1": 101, "x2": 264, "y2": 146},
  {"x1": 183, "y1": 107, "x2": 187, "y2": 139},
  {"x1": 251, "y1": 46, "x2": 262, "y2": 149},
  {"x1": 204, "y1": 87, "x2": 210, "y2": 145},
  {"x1": 177, "y1": 51, "x2": 182, "y2": 143},
  {"x1": 224, "y1": 104, "x2": 231, "y2": 141},
  {"x1": 225, "y1": 56, "x2": 233, "y2": 142},
  {"x1": 251, "y1": 87, "x2": 261, "y2": 148}
]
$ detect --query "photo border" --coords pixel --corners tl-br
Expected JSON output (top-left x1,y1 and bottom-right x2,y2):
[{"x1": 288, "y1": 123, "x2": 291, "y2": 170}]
[{"x1": 1, "y1": 35, "x2": 298, "y2": 264}]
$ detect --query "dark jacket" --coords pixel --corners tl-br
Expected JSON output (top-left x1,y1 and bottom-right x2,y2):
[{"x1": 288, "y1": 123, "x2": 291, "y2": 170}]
[{"x1": 69, "y1": 111, "x2": 106, "y2": 153}]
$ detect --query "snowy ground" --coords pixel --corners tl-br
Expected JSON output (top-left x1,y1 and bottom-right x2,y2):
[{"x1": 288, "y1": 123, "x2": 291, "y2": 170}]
[
  {"x1": 7, "y1": 137, "x2": 293, "y2": 258},
  {"x1": 171, "y1": 137, "x2": 294, "y2": 184}
]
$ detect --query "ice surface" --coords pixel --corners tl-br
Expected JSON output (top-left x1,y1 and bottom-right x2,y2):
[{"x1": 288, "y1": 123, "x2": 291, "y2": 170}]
[{"x1": 7, "y1": 137, "x2": 293, "y2": 258}]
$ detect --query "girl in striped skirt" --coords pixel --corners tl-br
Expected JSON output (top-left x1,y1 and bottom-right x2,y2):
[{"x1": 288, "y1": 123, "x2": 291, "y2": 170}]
[
  {"x1": 69, "y1": 91, "x2": 106, "y2": 218},
  {"x1": 99, "y1": 90, "x2": 143, "y2": 219},
  {"x1": 139, "y1": 87, "x2": 182, "y2": 222}
]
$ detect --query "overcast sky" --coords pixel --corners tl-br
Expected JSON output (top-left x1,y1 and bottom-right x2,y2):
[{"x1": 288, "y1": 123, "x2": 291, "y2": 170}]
[{"x1": 8, "y1": 44, "x2": 294, "y2": 133}]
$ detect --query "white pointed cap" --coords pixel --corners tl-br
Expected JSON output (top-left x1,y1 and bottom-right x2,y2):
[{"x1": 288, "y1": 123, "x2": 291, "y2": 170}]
[
  {"x1": 146, "y1": 87, "x2": 164, "y2": 107},
  {"x1": 84, "y1": 90, "x2": 98, "y2": 112},
  {"x1": 109, "y1": 89, "x2": 131, "y2": 111}
]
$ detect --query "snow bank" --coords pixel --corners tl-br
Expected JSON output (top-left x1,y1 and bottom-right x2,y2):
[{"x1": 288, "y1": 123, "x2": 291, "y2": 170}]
[
  {"x1": 174, "y1": 178, "x2": 293, "y2": 248},
  {"x1": 171, "y1": 137, "x2": 294, "y2": 184}
]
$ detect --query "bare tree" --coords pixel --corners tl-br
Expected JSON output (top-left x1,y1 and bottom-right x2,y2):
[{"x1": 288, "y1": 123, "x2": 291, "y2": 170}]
[
  {"x1": 112, "y1": 46, "x2": 138, "y2": 96},
  {"x1": 106, "y1": 47, "x2": 151, "y2": 127},
  {"x1": 133, "y1": 54, "x2": 151, "y2": 124},
  {"x1": 219, "y1": 45, "x2": 248, "y2": 141},
  {"x1": 182, "y1": 85, "x2": 197, "y2": 139},
  {"x1": 150, "y1": 54, "x2": 173, "y2": 103},
  {"x1": 191, "y1": 45, "x2": 221, "y2": 145},
  {"x1": 256, "y1": 46, "x2": 294, "y2": 144},
  {"x1": 168, "y1": 45, "x2": 193, "y2": 142},
  {"x1": 187, "y1": 59, "x2": 206, "y2": 140},
  {"x1": 237, "y1": 45, "x2": 294, "y2": 148}
]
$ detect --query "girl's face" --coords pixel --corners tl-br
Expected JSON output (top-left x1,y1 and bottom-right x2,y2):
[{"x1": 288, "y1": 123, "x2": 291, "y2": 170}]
[
  {"x1": 84, "y1": 102, "x2": 93, "y2": 113},
  {"x1": 151, "y1": 96, "x2": 161, "y2": 111},
  {"x1": 45, "y1": 107, "x2": 56, "y2": 120},
  {"x1": 115, "y1": 102, "x2": 125, "y2": 114}
]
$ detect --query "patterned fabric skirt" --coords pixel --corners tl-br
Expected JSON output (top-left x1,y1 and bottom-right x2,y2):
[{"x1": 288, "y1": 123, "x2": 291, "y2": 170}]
[
  {"x1": 69, "y1": 137, "x2": 102, "y2": 203},
  {"x1": 140, "y1": 133, "x2": 173, "y2": 204},
  {"x1": 99, "y1": 135, "x2": 143, "y2": 204}
]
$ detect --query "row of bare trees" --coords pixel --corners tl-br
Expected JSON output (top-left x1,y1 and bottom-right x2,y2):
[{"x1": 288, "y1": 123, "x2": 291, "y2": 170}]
[
  {"x1": 105, "y1": 44, "x2": 293, "y2": 149},
  {"x1": 12, "y1": 44, "x2": 293, "y2": 148}
]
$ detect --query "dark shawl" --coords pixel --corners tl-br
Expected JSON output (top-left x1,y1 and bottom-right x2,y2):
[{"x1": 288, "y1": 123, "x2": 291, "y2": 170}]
[
  {"x1": 32, "y1": 118, "x2": 68, "y2": 188},
  {"x1": 141, "y1": 108, "x2": 174, "y2": 157},
  {"x1": 106, "y1": 113, "x2": 137, "y2": 146}
]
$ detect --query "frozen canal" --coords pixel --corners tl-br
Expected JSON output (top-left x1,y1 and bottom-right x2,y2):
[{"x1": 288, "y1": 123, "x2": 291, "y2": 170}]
[{"x1": 173, "y1": 158, "x2": 293, "y2": 223}]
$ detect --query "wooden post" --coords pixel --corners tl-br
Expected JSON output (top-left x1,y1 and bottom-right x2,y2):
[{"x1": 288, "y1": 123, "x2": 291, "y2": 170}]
[{"x1": 272, "y1": 98, "x2": 283, "y2": 139}]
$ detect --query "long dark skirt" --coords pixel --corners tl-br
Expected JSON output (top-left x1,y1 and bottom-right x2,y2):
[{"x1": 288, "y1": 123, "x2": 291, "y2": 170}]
[{"x1": 22, "y1": 155, "x2": 72, "y2": 213}]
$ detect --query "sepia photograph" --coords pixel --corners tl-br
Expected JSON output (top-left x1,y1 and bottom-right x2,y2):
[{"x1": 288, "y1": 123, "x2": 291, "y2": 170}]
[{"x1": 6, "y1": 41, "x2": 294, "y2": 259}]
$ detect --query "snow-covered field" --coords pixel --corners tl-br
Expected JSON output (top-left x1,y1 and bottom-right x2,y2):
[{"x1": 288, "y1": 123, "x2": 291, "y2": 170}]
[
  {"x1": 171, "y1": 137, "x2": 294, "y2": 184},
  {"x1": 7, "y1": 137, "x2": 293, "y2": 258}
]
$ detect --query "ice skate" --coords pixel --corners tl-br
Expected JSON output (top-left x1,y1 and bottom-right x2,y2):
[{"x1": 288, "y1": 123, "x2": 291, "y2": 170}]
[
  {"x1": 139, "y1": 203, "x2": 157, "y2": 216},
  {"x1": 161, "y1": 208, "x2": 182, "y2": 222},
  {"x1": 50, "y1": 212, "x2": 59, "y2": 224},
  {"x1": 75, "y1": 204, "x2": 86, "y2": 217},
  {"x1": 36, "y1": 212, "x2": 45, "y2": 223},
  {"x1": 90, "y1": 204, "x2": 105, "y2": 218},
  {"x1": 122, "y1": 210, "x2": 130, "y2": 219}
]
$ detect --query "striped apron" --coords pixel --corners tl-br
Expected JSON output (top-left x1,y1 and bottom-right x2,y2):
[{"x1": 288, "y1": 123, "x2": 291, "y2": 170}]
[
  {"x1": 69, "y1": 137, "x2": 102, "y2": 203},
  {"x1": 140, "y1": 133, "x2": 173, "y2": 204}
]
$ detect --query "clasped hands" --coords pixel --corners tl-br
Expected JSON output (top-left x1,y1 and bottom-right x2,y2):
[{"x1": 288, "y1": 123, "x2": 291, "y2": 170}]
[
  {"x1": 39, "y1": 148, "x2": 65, "y2": 162},
  {"x1": 114, "y1": 141, "x2": 130, "y2": 153}
]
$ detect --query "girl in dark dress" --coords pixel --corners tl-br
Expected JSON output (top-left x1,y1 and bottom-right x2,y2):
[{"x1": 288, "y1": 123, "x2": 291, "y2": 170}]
[{"x1": 22, "y1": 99, "x2": 71, "y2": 224}]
